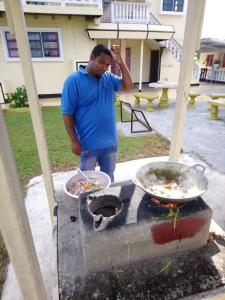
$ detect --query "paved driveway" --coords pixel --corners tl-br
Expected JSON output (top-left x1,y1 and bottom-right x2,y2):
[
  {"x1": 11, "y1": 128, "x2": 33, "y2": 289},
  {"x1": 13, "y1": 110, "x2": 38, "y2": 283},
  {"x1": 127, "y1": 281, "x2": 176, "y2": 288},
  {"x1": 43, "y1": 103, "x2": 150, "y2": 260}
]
[{"x1": 119, "y1": 85, "x2": 225, "y2": 173}]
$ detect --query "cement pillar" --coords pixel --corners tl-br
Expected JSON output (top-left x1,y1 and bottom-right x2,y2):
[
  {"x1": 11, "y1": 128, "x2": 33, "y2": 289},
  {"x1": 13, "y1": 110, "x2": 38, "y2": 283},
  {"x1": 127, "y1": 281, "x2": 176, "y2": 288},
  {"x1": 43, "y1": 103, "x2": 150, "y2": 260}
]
[
  {"x1": 169, "y1": 0, "x2": 206, "y2": 161},
  {"x1": 107, "y1": 39, "x2": 111, "y2": 71},
  {"x1": 4, "y1": 0, "x2": 56, "y2": 219},
  {"x1": 139, "y1": 39, "x2": 144, "y2": 92}
]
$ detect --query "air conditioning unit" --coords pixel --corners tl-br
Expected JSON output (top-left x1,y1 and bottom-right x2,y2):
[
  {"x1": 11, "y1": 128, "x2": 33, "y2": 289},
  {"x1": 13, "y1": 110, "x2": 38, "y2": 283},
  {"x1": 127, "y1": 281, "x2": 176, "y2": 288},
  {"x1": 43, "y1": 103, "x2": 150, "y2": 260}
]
[{"x1": 0, "y1": 80, "x2": 7, "y2": 104}]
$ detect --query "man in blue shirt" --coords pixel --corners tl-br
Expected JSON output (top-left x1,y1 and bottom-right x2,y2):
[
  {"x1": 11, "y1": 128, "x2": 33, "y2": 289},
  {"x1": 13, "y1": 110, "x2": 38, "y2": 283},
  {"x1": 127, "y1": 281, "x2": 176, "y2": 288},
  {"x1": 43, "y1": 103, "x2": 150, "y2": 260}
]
[{"x1": 61, "y1": 44, "x2": 133, "y2": 181}]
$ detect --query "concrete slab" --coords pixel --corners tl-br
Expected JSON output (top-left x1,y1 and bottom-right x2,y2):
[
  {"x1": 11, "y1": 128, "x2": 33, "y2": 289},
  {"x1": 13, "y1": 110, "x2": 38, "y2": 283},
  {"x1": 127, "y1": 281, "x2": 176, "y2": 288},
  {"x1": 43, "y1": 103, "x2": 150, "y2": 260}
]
[
  {"x1": 57, "y1": 154, "x2": 225, "y2": 299},
  {"x1": 78, "y1": 182, "x2": 212, "y2": 273},
  {"x1": 2, "y1": 156, "x2": 225, "y2": 299}
]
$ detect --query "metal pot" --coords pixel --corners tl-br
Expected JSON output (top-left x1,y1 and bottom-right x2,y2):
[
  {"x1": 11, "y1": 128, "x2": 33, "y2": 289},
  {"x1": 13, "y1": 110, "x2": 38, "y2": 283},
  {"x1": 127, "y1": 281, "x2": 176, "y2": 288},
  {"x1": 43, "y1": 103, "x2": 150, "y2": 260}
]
[{"x1": 133, "y1": 161, "x2": 208, "y2": 204}]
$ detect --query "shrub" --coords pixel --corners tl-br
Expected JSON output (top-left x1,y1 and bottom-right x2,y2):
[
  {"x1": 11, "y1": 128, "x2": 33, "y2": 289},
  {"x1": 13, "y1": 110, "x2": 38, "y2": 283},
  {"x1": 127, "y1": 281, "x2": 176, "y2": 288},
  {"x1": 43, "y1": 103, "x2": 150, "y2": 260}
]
[{"x1": 6, "y1": 86, "x2": 28, "y2": 108}]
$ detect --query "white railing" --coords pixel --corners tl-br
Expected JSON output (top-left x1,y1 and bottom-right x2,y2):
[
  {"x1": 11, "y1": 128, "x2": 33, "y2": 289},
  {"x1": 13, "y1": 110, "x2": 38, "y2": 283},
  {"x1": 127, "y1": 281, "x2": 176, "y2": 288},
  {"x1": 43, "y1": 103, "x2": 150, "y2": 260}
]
[
  {"x1": 192, "y1": 62, "x2": 201, "y2": 82},
  {"x1": 21, "y1": 0, "x2": 102, "y2": 7},
  {"x1": 206, "y1": 69, "x2": 225, "y2": 83},
  {"x1": 149, "y1": 12, "x2": 200, "y2": 82},
  {"x1": 160, "y1": 39, "x2": 182, "y2": 62},
  {"x1": 111, "y1": 1, "x2": 150, "y2": 24}
]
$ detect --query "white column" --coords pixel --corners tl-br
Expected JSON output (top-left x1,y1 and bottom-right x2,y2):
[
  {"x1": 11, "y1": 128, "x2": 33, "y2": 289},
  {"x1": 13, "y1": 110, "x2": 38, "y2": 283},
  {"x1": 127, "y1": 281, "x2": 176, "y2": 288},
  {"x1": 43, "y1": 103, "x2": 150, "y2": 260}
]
[
  {"x1": 107, "y1": 39, "x2": 111, "y2": 71},
  {"x1": 4, "y1": 0, "x2": 55, "y2": 218},
  {"x1": 139, "y1": 39, "x2": 144, "y2": 92},
  {"x1": 0, "y1": 107, "x2": 48, "y2": 299},
  {"x1": 120, "y1": 39, "x2": 126, "y2": 63},
  {"x1": 169, "y1": 0, "x2": 206, "y2": 161}
]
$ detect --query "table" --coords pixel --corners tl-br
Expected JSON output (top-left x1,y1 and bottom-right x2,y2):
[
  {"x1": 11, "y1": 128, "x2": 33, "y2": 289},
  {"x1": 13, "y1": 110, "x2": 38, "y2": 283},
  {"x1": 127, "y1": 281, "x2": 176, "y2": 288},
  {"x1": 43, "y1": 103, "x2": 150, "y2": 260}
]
[{"x1": 149, "y1": 82, "x2": 178, "y2": 108}]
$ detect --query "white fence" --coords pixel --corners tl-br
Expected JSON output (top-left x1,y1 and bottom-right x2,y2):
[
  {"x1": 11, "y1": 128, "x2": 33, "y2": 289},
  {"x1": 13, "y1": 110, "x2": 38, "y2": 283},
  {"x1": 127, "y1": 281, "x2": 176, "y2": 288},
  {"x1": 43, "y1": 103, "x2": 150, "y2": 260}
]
[
  {"x1": 111, "y1": 1, "x2": 150, "y2": 24},
  {"x1": 21, "y1": 0, "x2": 102, "y2": 7},
  {"x1": 206, "y1": 69, "x2": 225, "y2": 83}
]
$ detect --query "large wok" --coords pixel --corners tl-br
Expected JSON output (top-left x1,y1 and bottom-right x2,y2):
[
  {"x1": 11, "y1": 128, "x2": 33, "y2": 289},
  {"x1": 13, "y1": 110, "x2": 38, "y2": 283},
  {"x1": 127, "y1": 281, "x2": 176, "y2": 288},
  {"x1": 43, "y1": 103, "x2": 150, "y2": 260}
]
[{"x1": 133, "y1": 161, "x2": 208, "y2": 204}]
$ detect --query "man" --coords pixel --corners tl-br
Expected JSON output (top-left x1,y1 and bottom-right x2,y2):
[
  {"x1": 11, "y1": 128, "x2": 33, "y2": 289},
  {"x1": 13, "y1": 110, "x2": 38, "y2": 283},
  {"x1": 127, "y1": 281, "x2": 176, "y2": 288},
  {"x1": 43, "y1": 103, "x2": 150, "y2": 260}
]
[{"x1": 61, "y1": 44, "x2": 133, "y2": 181}]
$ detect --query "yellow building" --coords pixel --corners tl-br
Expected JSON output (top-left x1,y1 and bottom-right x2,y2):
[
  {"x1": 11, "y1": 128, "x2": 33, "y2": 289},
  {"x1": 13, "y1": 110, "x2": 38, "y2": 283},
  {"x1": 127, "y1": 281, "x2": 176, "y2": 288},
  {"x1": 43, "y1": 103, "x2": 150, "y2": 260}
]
[
  {"x1": 0, "y1": 0, "x2": 192, "y2": 100},
  {"x1": 198, "y1": 38, "x2": 225, "y2": 83}
]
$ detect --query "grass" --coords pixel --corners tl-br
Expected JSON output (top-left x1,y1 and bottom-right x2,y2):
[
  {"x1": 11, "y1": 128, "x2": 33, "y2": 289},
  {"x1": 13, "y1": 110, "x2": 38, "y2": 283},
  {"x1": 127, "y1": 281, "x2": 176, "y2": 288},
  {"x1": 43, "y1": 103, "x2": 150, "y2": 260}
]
[
  {"x1": 3, "y1": 106, "x2": 169, "y2": 184},
  {"x1": 1, "y1": 105, "x2": 170, "y2": 296}
]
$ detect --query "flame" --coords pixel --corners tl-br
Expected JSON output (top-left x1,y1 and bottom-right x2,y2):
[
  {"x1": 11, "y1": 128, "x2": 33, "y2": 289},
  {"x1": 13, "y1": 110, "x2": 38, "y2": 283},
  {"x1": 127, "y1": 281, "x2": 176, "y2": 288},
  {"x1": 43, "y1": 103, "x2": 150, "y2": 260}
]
[{"x1": 151, "y1": 198, "x2": 178, "y2": 209}]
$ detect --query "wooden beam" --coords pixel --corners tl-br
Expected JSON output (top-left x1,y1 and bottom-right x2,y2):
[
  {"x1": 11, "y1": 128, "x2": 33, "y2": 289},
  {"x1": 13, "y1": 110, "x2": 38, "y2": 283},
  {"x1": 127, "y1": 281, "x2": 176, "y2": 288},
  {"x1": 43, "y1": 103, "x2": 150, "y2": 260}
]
[
  {"x1": 169, "y1": 0, "x2": 206, "y2": 161},
  {"x1": 0, "y1": 108, "x2": 48, "y2": 299},
  {"x1": 4, "y1": 0, "x2": 56, "y2": 219}
]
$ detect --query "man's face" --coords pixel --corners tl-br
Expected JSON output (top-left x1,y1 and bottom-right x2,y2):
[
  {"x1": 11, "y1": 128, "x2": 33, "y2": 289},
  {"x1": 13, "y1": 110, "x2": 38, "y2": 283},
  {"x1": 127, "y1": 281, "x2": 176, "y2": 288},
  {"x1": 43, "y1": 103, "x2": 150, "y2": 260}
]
[{"x1": 90, "y1": 53, "x2": 112, "y2": 78}]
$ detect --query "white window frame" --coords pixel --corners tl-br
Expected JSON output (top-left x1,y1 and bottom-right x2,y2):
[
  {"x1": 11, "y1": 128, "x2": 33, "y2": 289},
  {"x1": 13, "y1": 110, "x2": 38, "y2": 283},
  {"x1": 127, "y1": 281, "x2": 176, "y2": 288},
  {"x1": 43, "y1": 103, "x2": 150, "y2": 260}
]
[
  {"x1": 1, "y1": 27, "x2": 64, "y2": 62},
  {"x1": 160, "y1": 0, "x2": 187, "y2": 15}
]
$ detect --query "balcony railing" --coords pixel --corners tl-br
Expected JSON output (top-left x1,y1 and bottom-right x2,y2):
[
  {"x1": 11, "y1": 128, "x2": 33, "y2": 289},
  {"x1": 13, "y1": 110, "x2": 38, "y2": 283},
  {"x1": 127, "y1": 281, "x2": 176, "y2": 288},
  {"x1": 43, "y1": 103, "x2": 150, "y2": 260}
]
[
  {"x1": 102, "y1": 1, "x2": 150, "y2": 24},
  {"x1": 21, "y1": 0, "x2": 102, "y2": 7},
  {"x1": 206, "y1": 68, "x2": 225, "y2": 83}
]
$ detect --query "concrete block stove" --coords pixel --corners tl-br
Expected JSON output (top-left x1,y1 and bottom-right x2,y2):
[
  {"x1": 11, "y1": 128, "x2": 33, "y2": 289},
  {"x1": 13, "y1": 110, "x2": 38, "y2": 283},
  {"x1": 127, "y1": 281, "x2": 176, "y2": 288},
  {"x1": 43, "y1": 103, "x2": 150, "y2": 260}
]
[{"x1": 79, "y1": 180, "x2": 212, "y2": 273}]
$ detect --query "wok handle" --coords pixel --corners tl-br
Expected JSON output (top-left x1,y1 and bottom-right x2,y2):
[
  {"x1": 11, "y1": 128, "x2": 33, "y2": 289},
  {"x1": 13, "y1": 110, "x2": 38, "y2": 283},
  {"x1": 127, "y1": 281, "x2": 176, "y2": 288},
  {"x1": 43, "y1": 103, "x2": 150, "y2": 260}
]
[{"x1": 193, "y1": 164, "x2": 206, "y2": 173}]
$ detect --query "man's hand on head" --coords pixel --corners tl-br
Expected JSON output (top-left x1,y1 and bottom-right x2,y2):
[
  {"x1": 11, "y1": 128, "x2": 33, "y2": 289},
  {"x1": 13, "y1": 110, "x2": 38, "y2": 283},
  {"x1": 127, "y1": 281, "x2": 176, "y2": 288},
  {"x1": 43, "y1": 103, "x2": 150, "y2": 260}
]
[{"x1": 111, "y1": 45, "x2": 123, "y2": 65}]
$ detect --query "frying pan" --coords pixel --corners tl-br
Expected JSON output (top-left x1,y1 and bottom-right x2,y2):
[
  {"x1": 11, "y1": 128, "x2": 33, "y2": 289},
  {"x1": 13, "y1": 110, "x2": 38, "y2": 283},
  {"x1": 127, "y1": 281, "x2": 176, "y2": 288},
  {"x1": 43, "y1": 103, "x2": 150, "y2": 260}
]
[{"x1": 133, "y1": 161, "x2": 208, "y2": 204}]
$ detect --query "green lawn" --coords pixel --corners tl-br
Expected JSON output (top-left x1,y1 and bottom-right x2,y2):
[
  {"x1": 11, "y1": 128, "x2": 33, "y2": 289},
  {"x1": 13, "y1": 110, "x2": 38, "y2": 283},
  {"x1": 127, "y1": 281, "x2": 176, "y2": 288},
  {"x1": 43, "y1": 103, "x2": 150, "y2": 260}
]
[
  {"x1": 0, "y1": 105, "x2": 170, "y2": 296},
  {"x1": 3, "y1": 106, "x2": 170, "y2": 185}
]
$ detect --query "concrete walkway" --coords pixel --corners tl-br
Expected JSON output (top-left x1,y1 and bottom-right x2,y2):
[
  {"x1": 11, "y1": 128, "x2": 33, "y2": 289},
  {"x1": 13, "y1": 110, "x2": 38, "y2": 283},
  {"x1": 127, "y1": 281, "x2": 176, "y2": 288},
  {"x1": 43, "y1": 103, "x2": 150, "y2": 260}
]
[{"x1": 116, "y1": 83, "x2": 225, "y2": 174}]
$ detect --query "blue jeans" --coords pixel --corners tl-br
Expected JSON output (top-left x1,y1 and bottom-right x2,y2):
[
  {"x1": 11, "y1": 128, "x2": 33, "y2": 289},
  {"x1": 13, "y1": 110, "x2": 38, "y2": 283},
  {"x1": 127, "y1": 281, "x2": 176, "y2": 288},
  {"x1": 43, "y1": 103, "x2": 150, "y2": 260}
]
[{"x1": 80, "y1": 146, "x2": 117, "y2": 182}]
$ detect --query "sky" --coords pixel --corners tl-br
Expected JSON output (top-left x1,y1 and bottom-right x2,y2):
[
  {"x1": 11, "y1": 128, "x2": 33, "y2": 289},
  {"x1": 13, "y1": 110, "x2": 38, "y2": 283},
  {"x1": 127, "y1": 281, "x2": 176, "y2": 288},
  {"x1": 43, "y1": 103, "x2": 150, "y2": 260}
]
[{"x1": 201, "y1": 0, "x2": 225, "y2": 39}]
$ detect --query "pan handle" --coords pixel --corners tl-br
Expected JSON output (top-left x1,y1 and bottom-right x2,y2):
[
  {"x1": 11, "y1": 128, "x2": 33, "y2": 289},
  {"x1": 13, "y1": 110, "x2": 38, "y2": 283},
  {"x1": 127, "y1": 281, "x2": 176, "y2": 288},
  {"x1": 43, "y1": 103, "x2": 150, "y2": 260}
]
[{"x1": 193, "y1": 164, "x2": 206, "y2": 173}]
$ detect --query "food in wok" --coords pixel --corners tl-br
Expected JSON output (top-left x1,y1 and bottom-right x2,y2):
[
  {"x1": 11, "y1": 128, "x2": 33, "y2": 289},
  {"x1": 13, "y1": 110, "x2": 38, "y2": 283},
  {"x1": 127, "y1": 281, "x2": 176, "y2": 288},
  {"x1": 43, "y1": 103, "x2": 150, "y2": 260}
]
[{"x1": 133, "y1": 162, "x2": 208, "y2": 203}]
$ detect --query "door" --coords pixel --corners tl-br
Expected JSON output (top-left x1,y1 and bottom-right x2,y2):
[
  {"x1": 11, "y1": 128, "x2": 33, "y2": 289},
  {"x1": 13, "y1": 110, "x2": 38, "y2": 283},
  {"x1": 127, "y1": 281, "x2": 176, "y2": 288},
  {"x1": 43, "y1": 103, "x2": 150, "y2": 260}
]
[{"x1": 150, "y1": 50, "x2": 160, "y2": 83}]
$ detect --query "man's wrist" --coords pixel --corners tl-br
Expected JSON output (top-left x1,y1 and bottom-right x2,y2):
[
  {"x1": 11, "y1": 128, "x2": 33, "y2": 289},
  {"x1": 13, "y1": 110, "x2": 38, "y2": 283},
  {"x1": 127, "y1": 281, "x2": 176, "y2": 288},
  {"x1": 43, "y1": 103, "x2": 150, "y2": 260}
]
[
  {"x1": 71, "y1": 138, "x2": 79, "y2": 143},
  {"x1": 118, "y1": 61, "x2": 125, "y2": 67}
]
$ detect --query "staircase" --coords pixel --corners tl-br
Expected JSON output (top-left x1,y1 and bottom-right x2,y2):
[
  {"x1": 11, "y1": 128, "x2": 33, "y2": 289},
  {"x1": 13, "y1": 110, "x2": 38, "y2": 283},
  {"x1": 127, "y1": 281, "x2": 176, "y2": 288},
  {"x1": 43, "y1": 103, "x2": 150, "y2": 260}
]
[{"x1": 149, "y1": 12, "x2": 200, "y2": 82}]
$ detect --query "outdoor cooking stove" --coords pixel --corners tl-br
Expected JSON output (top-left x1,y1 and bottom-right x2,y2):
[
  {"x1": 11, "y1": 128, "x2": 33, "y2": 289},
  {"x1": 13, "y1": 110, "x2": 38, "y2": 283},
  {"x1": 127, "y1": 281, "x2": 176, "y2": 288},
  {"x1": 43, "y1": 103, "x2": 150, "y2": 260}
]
[{"x1": 80, "y1": 180, "x2": 212, "y2": 273}]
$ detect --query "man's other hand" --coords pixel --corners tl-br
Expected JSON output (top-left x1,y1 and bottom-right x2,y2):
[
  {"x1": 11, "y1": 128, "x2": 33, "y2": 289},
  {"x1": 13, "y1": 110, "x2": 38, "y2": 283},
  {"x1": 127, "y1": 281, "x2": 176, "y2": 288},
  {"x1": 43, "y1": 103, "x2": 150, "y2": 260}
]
[{"x1": 71, "y1": 140, "x2": 82, "y2": 156}]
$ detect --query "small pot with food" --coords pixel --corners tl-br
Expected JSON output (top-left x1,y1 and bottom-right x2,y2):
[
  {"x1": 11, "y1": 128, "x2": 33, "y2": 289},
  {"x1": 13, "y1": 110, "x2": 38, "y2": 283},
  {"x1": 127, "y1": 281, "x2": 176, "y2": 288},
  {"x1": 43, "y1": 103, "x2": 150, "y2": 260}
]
[
  {"x1": 133, "y1": 161, "x2": 208, "y2": 204},
  {"x1": 64, "y1": 170, "x2": 111, "y2": 199}
]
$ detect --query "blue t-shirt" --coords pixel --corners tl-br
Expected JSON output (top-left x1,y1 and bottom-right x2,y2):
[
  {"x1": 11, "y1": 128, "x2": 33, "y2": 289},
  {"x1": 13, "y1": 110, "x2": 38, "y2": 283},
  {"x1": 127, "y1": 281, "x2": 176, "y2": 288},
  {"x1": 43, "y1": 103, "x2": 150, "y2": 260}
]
[{"x1": 61, "y1": 66, "x2": 123, "y2": 151}]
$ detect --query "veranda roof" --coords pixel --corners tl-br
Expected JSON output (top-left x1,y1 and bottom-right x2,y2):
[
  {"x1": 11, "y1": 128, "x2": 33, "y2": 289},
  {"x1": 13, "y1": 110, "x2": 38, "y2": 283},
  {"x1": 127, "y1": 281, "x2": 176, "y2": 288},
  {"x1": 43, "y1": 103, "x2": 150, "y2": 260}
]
[{"x1": 199, "y1": 38, "x2": 225, "y2": 52}]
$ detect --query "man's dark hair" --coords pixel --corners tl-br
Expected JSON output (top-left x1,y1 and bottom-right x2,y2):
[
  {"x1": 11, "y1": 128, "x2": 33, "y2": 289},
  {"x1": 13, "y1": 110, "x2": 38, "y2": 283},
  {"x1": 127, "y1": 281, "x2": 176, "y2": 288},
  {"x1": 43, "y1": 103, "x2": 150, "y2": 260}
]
[{"x1": 91, "y1": 44, "x2": 112, "y2": 58}]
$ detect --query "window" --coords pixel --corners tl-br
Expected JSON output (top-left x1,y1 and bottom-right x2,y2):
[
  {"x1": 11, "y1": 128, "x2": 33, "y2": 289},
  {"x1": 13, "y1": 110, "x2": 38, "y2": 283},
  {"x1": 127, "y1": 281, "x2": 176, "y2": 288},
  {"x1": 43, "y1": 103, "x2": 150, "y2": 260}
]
[
  {"x1": 206, "y1": 54, "x2": 214, "y2": 67},
  {"x1": 162, "y1": 0, "x2": 184, "y2": 12},
  {"x1": 3, "y1": 29, "x2": 62, "y2": 60},
  {"x1": 4, "y1": 32, "x2": 19, "y2": 58}
]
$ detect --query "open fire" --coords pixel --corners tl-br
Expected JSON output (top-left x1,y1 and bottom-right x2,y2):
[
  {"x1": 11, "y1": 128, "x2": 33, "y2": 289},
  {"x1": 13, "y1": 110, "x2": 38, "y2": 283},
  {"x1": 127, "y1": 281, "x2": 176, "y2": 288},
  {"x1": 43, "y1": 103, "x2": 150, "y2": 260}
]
[{"x1": 151, "y1": 198, "x2": 178, "y2": 209}]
